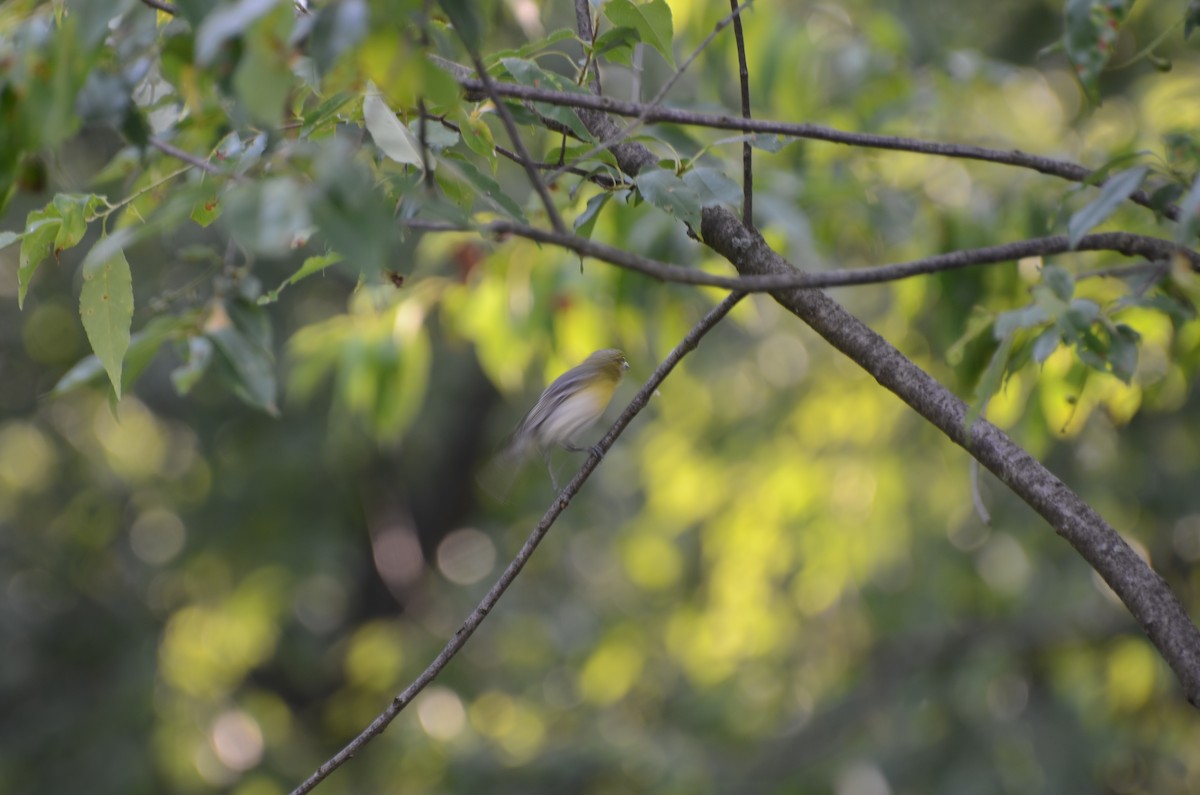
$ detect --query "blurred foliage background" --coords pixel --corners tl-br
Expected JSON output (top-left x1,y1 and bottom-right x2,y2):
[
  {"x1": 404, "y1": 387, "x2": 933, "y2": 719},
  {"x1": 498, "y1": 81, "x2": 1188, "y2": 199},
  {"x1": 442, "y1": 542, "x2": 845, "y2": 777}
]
[{"x1": 3, "y1": 0, "x2": 1200, "y2": 793}]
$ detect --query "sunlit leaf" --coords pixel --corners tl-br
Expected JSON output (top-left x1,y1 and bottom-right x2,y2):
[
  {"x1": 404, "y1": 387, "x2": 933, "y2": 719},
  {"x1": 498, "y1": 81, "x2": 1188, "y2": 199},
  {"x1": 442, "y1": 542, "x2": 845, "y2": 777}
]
[{"x1": 364, "y1": 83, "x2": 423, "y2": 167}]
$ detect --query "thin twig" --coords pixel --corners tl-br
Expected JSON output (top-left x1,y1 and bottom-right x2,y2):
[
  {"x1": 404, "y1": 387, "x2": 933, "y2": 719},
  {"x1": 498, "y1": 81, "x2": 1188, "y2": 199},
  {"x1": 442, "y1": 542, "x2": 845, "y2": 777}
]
[
  {"x1": 547, "y1": 1, "x2": 755, "y2": 185},
  {"x1": 435, "y1": 69, "x2": 1180, "y2": 222},
  {"x1": 285, "y1": 291, "x2": 745, "y2": 795},
  {"x1": 401, "y1": 218, "x2": 1200, "y2": 291},
  {"x1": 465, "y1": 50, "x2": 568, "y2": 232},
  {"x1": 148, "y1": 136, "x2": 225, "y2": 176},
  {"x1": 139, "y1": 0, "x2": 177, "y2": 13},
  {"x1": 728, "y1": 0, "x2": 753, "y2": 226},
  {"x1": 427, "y1": 113, "x2": 623, "y2": 187}
]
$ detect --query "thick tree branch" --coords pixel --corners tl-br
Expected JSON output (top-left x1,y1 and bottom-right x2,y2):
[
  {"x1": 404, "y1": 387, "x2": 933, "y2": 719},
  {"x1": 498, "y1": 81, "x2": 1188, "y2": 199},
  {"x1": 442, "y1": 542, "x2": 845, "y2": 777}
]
[
  {"x1": 403, "y1": 217, "x2": 1198, "y2": 290},
  {"x1": 430, "y1": 66, "x2": 1178, "y2": 222},
  {"x1": 700, "y1": 204, "x2": 1200, "y2": 706},
  {"x1": 285, "y1": 292, "x2": 745, "y2": 795},
  {"x1": 565, "y1": 10, "x2": 1200, "y2": 705}
]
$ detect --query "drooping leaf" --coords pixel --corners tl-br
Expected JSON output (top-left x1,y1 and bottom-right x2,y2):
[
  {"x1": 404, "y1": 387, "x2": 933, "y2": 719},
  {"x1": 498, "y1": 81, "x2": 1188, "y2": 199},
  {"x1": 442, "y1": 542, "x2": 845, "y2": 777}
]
[
  {"x1": 439, "y1": 0, "x2": 484, "y2": 51},
  {"x1": 1177, "y1": 173, "x2": 1200, "y2": 244},
  {"x1": 1067, "y1": 166, "x2": 1148, "y2": 247},
  {"x1": 363, "y1": 84, "x2": 423, "y2": 167},
  {"x1": 171, "y1": 335, "x2": 215, "y2": 395},
  {"x1": 441, "y1": 154, "x2": 528, "y2": 223},
  {"x1": 18, "y1": 207, "x2": 61, "y2": 308},
  {"x1": 207, "y1": 301, "x2": 278, "y2": 414},
  {"x1": 683, "y1": 167, "x2": 743, "y2": 209},
  {"x1": 52, "y1": 314, "x2": 188, "y2": 397},
  {"x1": 79, "y1": 244, "x2": 135, "y2": 398},
  {"x1": 593, "y1": 26, "x2": 641, "y2": 66},
  {"x1": 196, "y1": 0, "x2": 282, "y2": 64},
  {"x1": 309, "y1": 141, "x2": 396, "y2": 275},
  {"x1": 1042, "y1": 264, "x2": 1076, "y2": 301},
  {"x1": 1108, "y1": 323, "x2": 1140, "y2": 383},
  {"x1": 603, "y1": 0, "x2": 675, "y2": 67},
  {"x1": 306, "y1": 0, "x2": 367, "y2": 75},
  {"x1": 574, "y1": 192, "x2": 612, "y2": 240},
  {"x1": 636, "y1": 168, "x2": 702, "y2": 231}
]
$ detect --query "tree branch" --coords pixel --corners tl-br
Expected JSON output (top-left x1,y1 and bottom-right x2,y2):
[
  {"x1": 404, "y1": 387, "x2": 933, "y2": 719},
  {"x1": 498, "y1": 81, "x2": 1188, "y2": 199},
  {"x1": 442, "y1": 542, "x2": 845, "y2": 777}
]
[
  {"x1": 431, "y1": 66, "x2": 1178, "y2": 222},
  {"x1": 148, "y1": 136, "x2": 226, "y2": 176},
  {"x1": 139, "y1": 0, "x2": 177, "y2": 14},
  {"x1": 729, "y1": 0, "x2": 754, "y2": 226},
  {"x1": 566, "y1": 8, "x2": 1200, "y2": 706},
  {"x1": 457, "y1": 47, "x2": 568, "y2": 233},
  {"x1": 285, "y1": 291, "x2": 745, "y2": 795},
  {"x1": 402, "y1": 217, "x2": 1199, "y2": 290},
  {"x1": 699, "y1": 204, "x2": 1200, "y2": 706},
  {"x1": 548, "y1": 1, "x2": 756, "y2": 185}
]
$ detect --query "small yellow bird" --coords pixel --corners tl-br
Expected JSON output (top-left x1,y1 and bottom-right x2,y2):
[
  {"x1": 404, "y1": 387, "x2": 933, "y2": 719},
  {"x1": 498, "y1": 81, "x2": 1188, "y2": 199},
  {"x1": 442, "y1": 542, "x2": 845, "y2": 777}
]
[{"x1": 488, "y1": 348, "x2": 629, "y2": 491}]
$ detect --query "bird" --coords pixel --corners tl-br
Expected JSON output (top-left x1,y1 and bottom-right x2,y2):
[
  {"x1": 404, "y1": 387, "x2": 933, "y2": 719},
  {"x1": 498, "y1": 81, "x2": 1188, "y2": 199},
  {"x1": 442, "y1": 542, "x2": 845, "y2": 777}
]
[{"x1": 485, "y1": 348, "x2": 629, "y2": 493}]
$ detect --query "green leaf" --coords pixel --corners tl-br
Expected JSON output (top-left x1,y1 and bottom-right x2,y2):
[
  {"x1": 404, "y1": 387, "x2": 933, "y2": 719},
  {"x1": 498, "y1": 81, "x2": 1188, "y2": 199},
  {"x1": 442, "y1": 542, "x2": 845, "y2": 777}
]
[
  {"x1": 191, "y1": 189, "x2": 222, "y2": 227},
  {"x1": 261, "y1": 252, "x2": 344, "y2": 303},
  {"x1": 441, "y1": 154, "x2": 528, "y2": 222},
  {"x1": 439, "y1": 0, "x2": 484, "y2": 51},
  {"x1": 969, "y1": 332, "x2": 1015, "y2": 428},
  {"x1": 1063, "y1": 0, "x2": 1132, "y2": 103},
  {"x1": 683, "y1": 167, "x2": 743, "y2": 209},
  {"x1": 53, "y1": 315, "x2": 187, "y2": 397},
  {"x1": 53, "y1": 194, "x2": 102, "y2": 252},
  {"x1": 79, "y1": 245, "x2": 134, "y2": 399},
  {"x1": 1067, "y1": 166, "x2": 1148, "y2": 247},
  {"x1": 994, "y1": 304, "x2": 1048, "y2": 338},
  {"x1": 224, "y1": 178, "x2": 313, "y2": 255},
  {"x1": 363, "y1": 84, "x2": 423, "y2": 167},
  {"x1": 1042, "y1": 264, "x2": 1076, "y2": 302},
  {"x1": 171, "y1": 335, "x2": 214, "y2": 395},
  {"x1": 574, "y1": 192, "x2": 612, "y2": 240},
  {"x1": 458, "y1": 114, "x2": 497, "y2": 171},
  {"x1": 407, "y1": 118, "x2": 459, "y2": 155},
  {"x1": 232, "y1": 5, "x2": 295, "y2": 125},
  {"x1": 1032, "y1": 327, "x2": 1061, "y2": 364},
  {"x1": 196, "y1": 0, "x2": 282, "y2": 64},
  {"x1": 208, "y1": 303, "x2": 278, "y2": 414},
  {"x1": 1177, "y1": 173, "x2": 1200, "y2": 244},
  {"x1": 593, "y1": 26, "x2": 641, "y2": 66},
  {"x1": 309, "y1": 141, "x2": 396, "y2": 275},
  {"x1": 604, "y1": 0, "x2": 675, "y2": 67},
  {"x1": 1186, "y1": 0, "x2": 1200, "y2": 40},
  {"x1": 307, "y1": 0, "x2": 367, "y2": 75},
  {"x1": 499, "y1": 58, "x2": 592, "y2": 140},
  {"x1": 1108, "y1": 323, "x2": 1140, "y2": 383},
  {"x1": 636, "y1": 168, "x2": 701, "y2": 231},
  {"x1": 18, "y1": 207, "x2": 62, "y2": 308}
]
